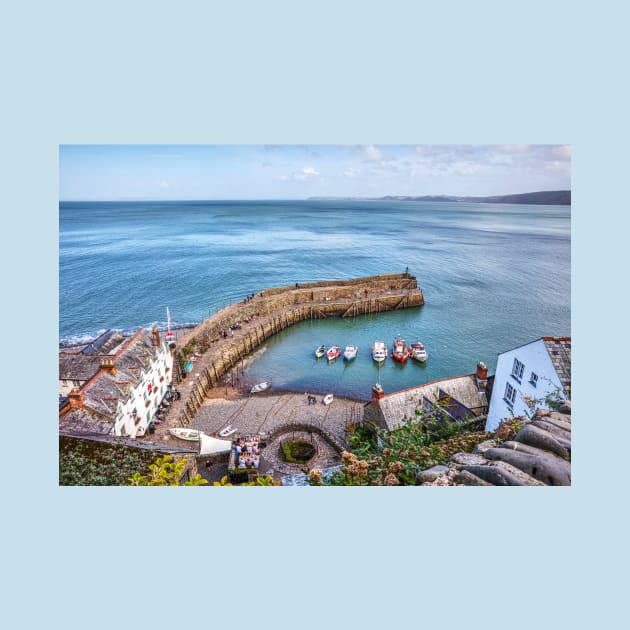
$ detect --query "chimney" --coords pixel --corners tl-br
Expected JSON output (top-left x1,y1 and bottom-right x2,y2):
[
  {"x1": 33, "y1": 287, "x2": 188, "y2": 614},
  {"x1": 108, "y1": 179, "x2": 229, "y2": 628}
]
[
  {"x1": 152, "y1": 325, "x2": 161, "y2": 347},
  {"x1": 67, "y1": 388, "x2": 85, "y2": 409},
  {"x1": 476, "y1": 361, "x2": 488, "y2": 380},
  {"x1": 100, "y1": 358, "x2": 117, "y2": 376},
  {"x1": 475, "y1": 361, "x2": 488, "y2": 392},
  {"x1": 372, "y1": 383, "x2": 384, "y2": 404}
]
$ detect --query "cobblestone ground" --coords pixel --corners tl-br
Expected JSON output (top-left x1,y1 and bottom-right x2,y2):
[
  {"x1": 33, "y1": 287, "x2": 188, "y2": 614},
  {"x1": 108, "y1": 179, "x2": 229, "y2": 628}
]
[{"x1": 191, "y1": 390, "x2": 363, "y2": 440}]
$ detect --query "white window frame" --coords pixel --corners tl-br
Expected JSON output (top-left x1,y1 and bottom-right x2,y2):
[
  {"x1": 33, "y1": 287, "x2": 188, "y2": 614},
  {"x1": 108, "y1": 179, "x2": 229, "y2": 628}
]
[
  {"x1": 504, "y1": 382, "x2": 517, "y2": 406},
  {"x1": 511, "y1": 358, "x2": 525, "y2": 382}
]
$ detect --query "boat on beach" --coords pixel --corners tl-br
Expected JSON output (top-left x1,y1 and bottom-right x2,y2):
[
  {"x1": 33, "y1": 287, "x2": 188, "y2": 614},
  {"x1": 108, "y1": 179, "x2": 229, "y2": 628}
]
[
  {"x1": 372, "y1": 341, "x2": 387, "y2": 363},
  {"x1": 323, "y1": 394, "x2": 334, "y2": 405},
  {"x1": 169, "y1": 427, "x2": 201, "y2": 441},
  {"x1": 326, "y1": 345, "x2": 341, "y2": 361},
  {"x1": 391, "y1": 336, "x2": 408, "y2": 363},
  {"x1": 409, "y1": 342, "x2": 428, "y2": 362},
  {"x1": 251, "y1": 381, "x2": 271, "y2": 393},
  {"x1": 218, "y1": 425, "x2": 238, "y2": 437},
  {"x1": 343, "y1": 345, "x2": 358, "y2": 361},
  {"x1": 315, "y1": 345, "x2": 326, "y2": 359}
]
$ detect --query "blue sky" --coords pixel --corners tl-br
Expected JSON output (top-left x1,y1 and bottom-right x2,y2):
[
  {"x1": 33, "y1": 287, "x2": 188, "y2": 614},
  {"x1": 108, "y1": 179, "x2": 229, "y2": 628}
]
[{"x1": 59, "y1": 144, "x2": 571, "y2": 200}]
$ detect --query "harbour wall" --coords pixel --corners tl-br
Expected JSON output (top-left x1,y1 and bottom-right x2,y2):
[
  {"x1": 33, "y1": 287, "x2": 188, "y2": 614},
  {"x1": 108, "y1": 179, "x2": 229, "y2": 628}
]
[{"x1": 169, "y1": 273, "x2": 424, "y2": 428}]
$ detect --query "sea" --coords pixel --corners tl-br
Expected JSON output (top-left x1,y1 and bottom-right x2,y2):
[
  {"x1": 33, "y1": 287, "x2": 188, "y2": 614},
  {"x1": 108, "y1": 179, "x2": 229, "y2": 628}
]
[{"x1": 59, "y1": 199, "x2": 570, "y2": 400}]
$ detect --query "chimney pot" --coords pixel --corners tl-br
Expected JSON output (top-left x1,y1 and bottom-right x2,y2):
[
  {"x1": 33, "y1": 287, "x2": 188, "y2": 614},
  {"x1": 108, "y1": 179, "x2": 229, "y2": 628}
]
[{"x1": 372, "y1": 383, "x2": 384, "y2": 404}]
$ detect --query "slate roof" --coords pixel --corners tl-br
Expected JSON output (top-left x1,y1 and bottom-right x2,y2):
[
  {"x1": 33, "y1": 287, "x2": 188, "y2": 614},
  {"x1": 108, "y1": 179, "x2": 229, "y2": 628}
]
[
  {"x1": 543, "y1": 337, "x2": 571, "y2": 390},
  {"x1": 366, "y1": 374, "x2": 488, "y2": 432},
  {"x1": 59, "y1": 331, "x2": 127, "y2": 380},
  {"x1": 59, "y1": 328, "x2": 167, "y2": 435}
]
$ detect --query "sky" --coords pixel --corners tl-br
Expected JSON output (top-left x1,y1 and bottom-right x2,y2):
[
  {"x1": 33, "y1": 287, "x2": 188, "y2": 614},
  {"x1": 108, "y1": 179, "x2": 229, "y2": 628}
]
[{"x1": 59, "y1": 144, "x2": 571, "y2": 201}]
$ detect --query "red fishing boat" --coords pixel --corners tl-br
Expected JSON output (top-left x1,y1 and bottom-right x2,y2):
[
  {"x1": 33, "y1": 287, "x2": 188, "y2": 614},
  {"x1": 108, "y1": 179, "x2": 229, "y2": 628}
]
[{"x1": 391, "y1": 336, "x2": 408, "y2": 363}]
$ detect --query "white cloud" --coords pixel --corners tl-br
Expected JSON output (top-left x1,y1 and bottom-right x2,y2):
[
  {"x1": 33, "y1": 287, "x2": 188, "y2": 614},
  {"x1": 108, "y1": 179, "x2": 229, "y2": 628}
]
[
  {"x1": 364, "y1": 144, "x2": 382, "y2": 161},
  {"x1": 344, "y1": 167, "x2": 360, "y2": 177},
  {"x1": 279, "y1": 166, "x2": 321, "y2": 182}
]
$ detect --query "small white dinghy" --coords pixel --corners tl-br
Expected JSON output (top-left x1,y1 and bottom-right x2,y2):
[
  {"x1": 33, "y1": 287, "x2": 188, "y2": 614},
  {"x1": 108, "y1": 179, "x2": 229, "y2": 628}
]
[
  {"x1": 218, "y1": 425, "x2": 238, "y2": 437},
  {"x1": 323, "y1": 394, "x2": 334, "y2": 405},
  {"x1": 169, "y1": 427, "x2": 201, "y2": 441},
  {"x1": 315, "y1": 345, "x2": 326, "y2": 359},
  {"x1": 251, "y1": 381, "x2": 271, "y2": 394}
]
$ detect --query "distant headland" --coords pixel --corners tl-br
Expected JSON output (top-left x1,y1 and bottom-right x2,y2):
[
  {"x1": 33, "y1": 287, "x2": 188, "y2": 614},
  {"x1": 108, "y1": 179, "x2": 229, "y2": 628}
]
[{"x1": 309, "y1": 190, "x2": 571, "y2": 206}]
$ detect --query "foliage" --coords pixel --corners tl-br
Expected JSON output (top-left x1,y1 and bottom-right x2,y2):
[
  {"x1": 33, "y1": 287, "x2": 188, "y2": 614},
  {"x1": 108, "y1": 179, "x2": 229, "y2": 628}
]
[
  {"x1": 60, "y1": 437, "x2": 158, "y2": 486},
  {"x1": 313, "y1": 403, "x2": 486, "y2": 486},
  {"x1": 280, "y1": 440, "x2": 316, "y2": 464},
  {"x1": 213, "y1": 474, "x2": 275, "y2": 486},
  {"x1": 522, "y1": 380, "x2": 568, "y2": 415},
  {"x1": 128, "y1": 455, "x2": 208, "y2": 486}
]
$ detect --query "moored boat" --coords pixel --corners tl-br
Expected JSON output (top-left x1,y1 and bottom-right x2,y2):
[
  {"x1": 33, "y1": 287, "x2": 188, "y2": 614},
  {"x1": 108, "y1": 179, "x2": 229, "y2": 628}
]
[
  {"x1": 315, "y1": 345, "x2": 326, "y2": 359},
  {"x1": 169, "y1": 427, "x2": 201, "y2": 441},
  {"x1": 409, "y1": 342, "x2": 428, "y2": 362},
  {"x1": 372, "y1": 341, "x2": 387, "y2": 363},
  {"x1": 323, "y1": 394, "x2": 334, "y2": 405},
  {"x1": 251, "y1": 381, "x2": 271, "y2": 393},
  {"x1": 391, "y1": 336, "x2": 408, "y2": 363},
  {"x1": 343, "y1": 345, "x2": 358, "y2": 361},
  {"x1": 326, "y1": 345, "x2": 341, "y2": 361}
]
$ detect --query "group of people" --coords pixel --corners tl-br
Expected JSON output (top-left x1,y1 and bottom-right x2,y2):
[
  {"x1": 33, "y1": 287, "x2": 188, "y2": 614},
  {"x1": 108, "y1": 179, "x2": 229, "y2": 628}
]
[{"x1": 235, "y1": 435, "x2": 263, "y2": 469}]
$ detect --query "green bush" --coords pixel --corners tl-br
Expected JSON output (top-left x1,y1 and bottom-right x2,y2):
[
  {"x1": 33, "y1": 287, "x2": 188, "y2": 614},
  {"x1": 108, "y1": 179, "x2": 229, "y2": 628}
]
[{"x1": 280, "y1": 441, "x2": 316, "y2": 464}]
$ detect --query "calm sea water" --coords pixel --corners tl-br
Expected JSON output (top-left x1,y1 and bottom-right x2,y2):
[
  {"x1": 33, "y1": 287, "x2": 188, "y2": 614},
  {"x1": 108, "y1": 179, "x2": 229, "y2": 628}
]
[{"x1": 59, "y1": 200, "x2": 570, "y2": 399}]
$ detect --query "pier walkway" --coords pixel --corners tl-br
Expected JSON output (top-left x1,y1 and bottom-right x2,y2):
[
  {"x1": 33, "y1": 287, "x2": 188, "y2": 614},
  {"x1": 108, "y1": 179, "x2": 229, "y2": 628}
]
[{"x1": 147, "y1": 273, "x2": 423, "y2": 445}]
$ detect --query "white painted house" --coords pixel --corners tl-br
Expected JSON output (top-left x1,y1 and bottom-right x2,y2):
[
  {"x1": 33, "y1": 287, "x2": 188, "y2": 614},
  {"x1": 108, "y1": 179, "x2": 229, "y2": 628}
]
[
  {"x1": 485, "y1": 337, "x2": 571, "y2": 432},
  {"x1": 59, "y1": 327, "x2": 174, "y2": 439}
]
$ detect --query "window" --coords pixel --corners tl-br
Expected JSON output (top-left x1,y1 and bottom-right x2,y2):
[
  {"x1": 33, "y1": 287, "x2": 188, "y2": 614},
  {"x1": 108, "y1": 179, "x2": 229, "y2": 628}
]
[
  {"x1": 504, "y1": 382, "x2": 516, "y2": 406},
  {"x1": 529, "y1": 372, "x2": 538, "y2": 387},
  {"x1": 511, "y1": 358, "x2": 524, "y2": 381}
]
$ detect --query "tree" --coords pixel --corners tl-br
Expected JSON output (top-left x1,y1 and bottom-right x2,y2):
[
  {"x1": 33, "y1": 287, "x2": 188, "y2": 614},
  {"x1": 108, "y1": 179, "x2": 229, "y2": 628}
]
[{"x1": 128, "y1": 455, "x2": 208, "y2": 486}]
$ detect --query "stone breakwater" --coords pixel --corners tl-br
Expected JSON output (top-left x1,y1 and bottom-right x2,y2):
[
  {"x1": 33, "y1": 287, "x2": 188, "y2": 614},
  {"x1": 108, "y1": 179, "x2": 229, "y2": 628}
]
[
  {"x1": 151, "y1": 273, "x2": 423, "y2": 443},
  {"x1": 417, "y1": 401, "x2": 572, "y2": 486}
]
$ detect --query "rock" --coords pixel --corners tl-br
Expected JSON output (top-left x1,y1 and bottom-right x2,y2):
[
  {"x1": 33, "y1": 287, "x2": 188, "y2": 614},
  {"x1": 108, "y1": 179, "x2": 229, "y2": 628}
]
[
  {"x1": 483, "y1": 447, "x2": 571, "y2": 485},
  {"x1": 462, "y1": 462, "x2": 544, "y2": 486},
  {"x1": 450, "y1": 452, "x2": 488, "y2": 466},
  {"x1": 501, "y1": 440, "x2": 566, "y2": 460},
  {"x1": 535, "y1": 414, "x2": 571, "y2": 433},
  {"x1": 557, "y1": 400, "x2": 571, "y2": 414},
  {"x1": 514, "y1": 424, "x2": 571, "y2": 460},
  {"x1": 453, "y1": 469, "x2": 494, "y2": 486},
  {"x1": 473, "y1": 439, "x2": 499, "y2": 455},
  {"x1": 549, "y1": 410, "x2": 572, "y2": 425},
  {"x1": 416, "y1": 464, "x2": 449, "y2": 484},
  {"x1": 535, "y1": 408, "x2": 551, "y2": 417},
  {"x1": 528, "y1": 420, "x2": 571, "y2": 447}
]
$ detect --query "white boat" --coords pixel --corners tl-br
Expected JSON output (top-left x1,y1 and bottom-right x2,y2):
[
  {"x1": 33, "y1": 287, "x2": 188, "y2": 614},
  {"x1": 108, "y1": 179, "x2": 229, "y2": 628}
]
[
  {"x1": 343, "y1": 345, "x2": 358, "y2": 361},
  {"x1": 326, "y1": 345, "x2": 341, "y2": 361},
  {"x1": 409, "y1": 342, "x2": 428, "y2": 362},
  {"x1": 218, "y1": 425, "x2": 237, "y2": 437},
  {"x1": 199, "y1": 432, "x2": 232, "y2": 456},
  {"x1": 323, "y1": 394, "x2": 334, "y2": 405},
  {"x1": 372, "y1": 341, "x2": 387, "y2": 363},
  {"x1": 251, "y1": 381, "x2": 271, "y2": 393},
  {"x1": 315, "y1": 345, "x2": 326, "y2": 358},
  {"x1": 169, "y1": 427, "x2": 201, "y2": 441}
]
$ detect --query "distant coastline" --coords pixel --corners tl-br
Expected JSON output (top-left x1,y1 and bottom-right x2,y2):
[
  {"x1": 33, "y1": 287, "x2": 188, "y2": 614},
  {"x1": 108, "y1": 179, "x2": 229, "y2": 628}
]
[{"x1": 309, "y1": 190, "x2": 571, "y2": 206}]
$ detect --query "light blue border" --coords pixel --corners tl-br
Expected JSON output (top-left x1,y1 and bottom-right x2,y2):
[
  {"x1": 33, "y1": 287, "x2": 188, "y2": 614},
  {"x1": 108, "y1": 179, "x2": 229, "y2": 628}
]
[{"x1": 5, "y1": 1, "x2": 621, "y2": 628}]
